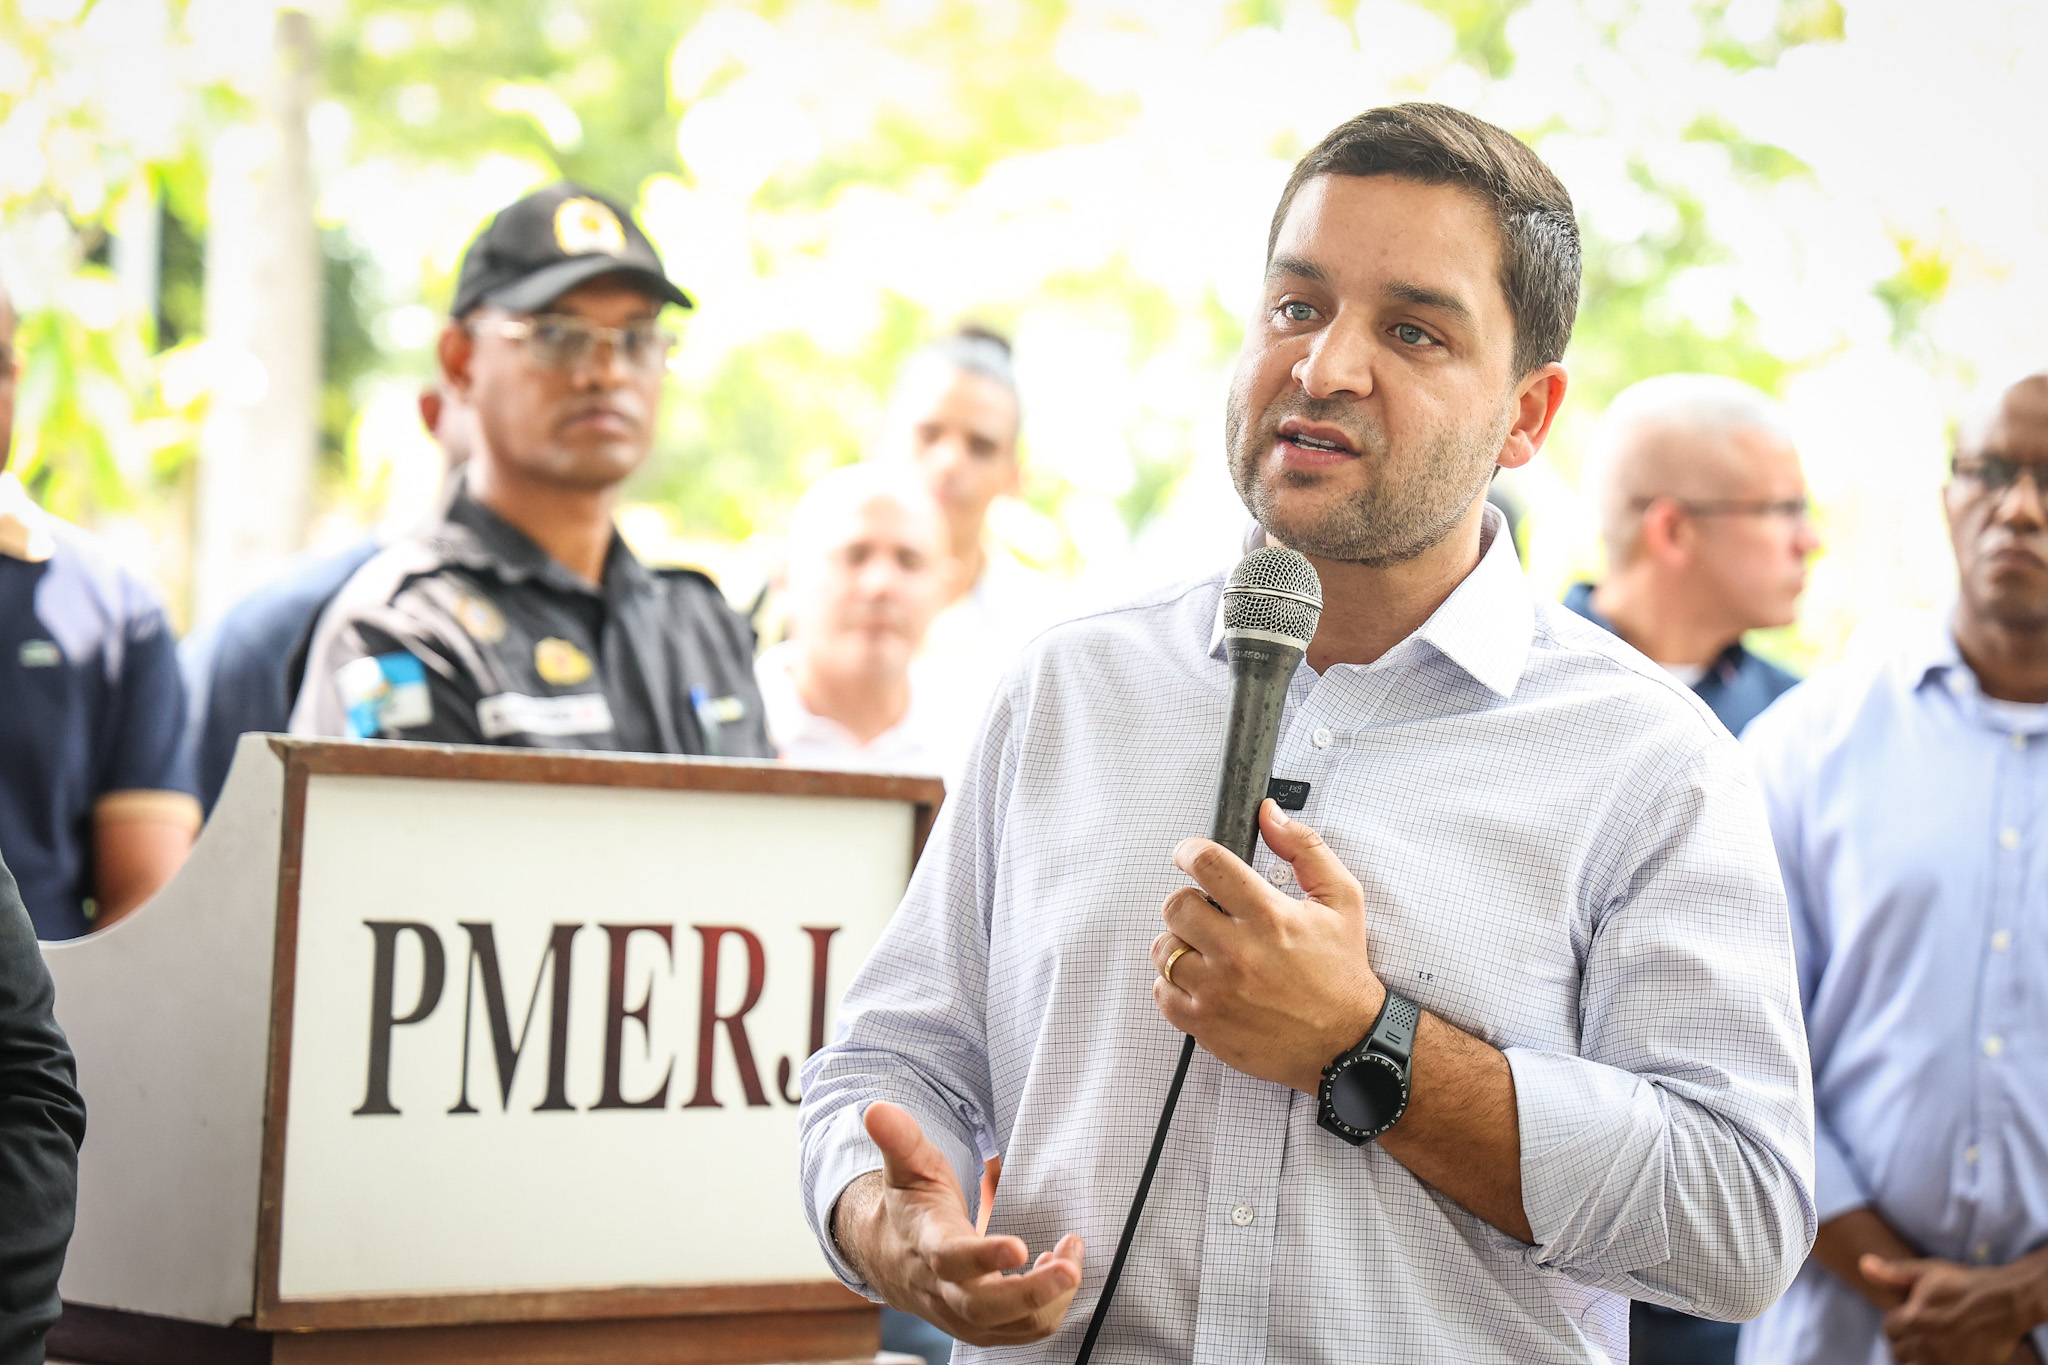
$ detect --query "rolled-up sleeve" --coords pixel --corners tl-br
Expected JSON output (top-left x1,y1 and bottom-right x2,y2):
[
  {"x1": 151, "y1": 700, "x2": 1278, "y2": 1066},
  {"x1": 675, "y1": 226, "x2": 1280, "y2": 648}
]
[
  {"x1": 1509, "y1": 736, "x2": 1817, "y2": 1323},
  {"x1": 797, "y1": 685, "x2": 1015, "y2": 1295}
]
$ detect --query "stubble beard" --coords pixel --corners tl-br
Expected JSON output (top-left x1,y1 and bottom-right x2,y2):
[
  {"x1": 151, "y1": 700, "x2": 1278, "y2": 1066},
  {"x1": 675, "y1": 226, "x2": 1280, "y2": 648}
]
[{"x1": 1225, "y1": 388, "x2": 1507, "y2": 568}]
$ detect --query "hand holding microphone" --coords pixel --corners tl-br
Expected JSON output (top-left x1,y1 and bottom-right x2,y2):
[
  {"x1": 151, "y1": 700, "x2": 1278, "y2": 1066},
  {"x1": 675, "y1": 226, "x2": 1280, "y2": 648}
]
[
  {"x1": 1147, "y1": 543, "x2": 1384, "y2": 1098},
  {"x1": 1151, "y1": 798, "x2": 1386, "y2": 1097}
]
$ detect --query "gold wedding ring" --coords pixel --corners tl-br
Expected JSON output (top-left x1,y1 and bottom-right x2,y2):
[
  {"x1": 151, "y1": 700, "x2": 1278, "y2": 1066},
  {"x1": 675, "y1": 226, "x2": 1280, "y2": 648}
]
[{"x1": 1163, "y1": 945, "x2": 1190, "y2": 987}]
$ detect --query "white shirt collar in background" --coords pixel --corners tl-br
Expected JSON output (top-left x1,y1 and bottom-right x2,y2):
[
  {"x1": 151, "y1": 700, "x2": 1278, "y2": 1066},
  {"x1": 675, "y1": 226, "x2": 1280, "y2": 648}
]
[{"x1": 755, "y1": 640, "x2": 942, "y2": 776}]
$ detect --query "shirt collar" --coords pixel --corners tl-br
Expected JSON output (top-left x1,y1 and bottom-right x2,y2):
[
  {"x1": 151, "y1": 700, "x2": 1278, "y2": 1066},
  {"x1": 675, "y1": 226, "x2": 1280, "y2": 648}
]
[
  {"x1": 1210, "y1": 502, "x2": 1532, "y2": 698},
  {"x1": 1563, "y1": 579, "x2": 1750, "y2": 685},
  {"x1": 1908, "y1": 612, "x2": 1967, "y2": 691},
  {"x1": 438, "y1": 474, "x2": 652, "y2": 602},
  {"x1": 0, "y1": 471, "x2": 56, "y2": 563},
  {"x1": 1897, "y1": 610, "x2": 2048, "y2": 731}
]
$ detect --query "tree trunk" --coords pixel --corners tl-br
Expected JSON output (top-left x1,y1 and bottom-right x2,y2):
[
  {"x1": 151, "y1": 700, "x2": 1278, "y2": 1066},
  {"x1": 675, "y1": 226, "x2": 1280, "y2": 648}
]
[{"x1": 191, "y1": 8, "x2": 319, "y2": 624}]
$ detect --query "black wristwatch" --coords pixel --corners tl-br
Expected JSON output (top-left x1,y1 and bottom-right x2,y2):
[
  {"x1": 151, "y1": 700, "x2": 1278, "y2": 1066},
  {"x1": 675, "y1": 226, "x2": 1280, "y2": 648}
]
[{"x1": 1317, "y1": 990, "x2": 1419, "y2": 1146}]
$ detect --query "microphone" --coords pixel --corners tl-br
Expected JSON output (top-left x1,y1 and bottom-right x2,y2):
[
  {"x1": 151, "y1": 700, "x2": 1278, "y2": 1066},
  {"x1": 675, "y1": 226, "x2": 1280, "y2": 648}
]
[
  {"x1": 1073, "y1": 546, "x2": 1323, "y2": 1365},
  {"x1": 1210, "y1": 546, "x2": 1325, "y2": 861}
]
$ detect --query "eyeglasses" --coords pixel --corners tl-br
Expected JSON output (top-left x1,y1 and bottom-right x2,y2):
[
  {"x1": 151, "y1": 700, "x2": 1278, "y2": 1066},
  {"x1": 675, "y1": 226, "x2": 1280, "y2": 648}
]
[
  {"x1": 1630, "y1": 495, "x2": 1812, "y2": 521},
  {"x1": 470, "y1": 314, "x2": 675, "y2": 374},
  {"x1": 1951, "y1": 457, "x2": 2048, "y2": 496}
]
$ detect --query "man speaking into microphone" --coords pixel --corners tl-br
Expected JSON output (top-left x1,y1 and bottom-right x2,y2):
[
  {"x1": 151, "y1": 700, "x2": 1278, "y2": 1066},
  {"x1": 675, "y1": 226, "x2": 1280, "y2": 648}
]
[{"x1": 799, "y1": 104, "x2": 1815, "y2": 1362}]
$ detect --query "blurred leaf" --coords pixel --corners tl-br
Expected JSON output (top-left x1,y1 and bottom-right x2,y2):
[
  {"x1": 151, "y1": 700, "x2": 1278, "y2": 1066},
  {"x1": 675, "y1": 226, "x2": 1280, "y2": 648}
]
[
  {"x1": 1874, "y1": 235, "x2": 1952, "y2": 351},
  {"x1": 1413, "y1": 0, "x2": 1530, "y2": 78}
]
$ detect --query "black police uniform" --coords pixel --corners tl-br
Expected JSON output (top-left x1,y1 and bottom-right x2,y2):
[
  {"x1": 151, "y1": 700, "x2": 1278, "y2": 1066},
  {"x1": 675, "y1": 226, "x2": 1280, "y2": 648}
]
[{"x1": 289, "y1": 479, "x2": 770, "y2": 758}]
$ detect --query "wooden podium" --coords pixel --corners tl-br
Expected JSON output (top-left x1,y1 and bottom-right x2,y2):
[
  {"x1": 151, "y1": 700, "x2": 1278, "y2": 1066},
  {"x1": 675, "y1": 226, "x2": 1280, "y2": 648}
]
[{"x1": 44, "y1": 736, "x2": 943, "y2": 1365}]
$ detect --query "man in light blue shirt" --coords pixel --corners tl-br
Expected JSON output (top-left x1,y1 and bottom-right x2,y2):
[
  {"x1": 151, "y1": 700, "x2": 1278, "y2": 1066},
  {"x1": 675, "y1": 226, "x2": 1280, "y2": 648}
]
[
  {"x1": 801, "y1": 103, "x2": 1814, "y2": 1364},
  {"x1": 1742, "y1": 370, "x2": 2048, "y2": 1365}
]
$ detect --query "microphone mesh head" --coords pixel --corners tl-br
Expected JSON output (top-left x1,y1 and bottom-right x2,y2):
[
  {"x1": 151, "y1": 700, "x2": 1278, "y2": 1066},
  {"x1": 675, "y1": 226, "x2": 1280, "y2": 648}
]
[{"x1": 1222, "y1": 546, "x2": 1323, "y2": 647}]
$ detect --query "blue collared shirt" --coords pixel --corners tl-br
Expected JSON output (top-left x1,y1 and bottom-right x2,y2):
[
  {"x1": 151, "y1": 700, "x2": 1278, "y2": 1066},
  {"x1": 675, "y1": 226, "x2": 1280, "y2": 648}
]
[
  {"x1": 801, "y1": 510, "x2": 1814, "y2": 1363},
  {"x1": 180, "y1": 539, "x2": 379, "y2": 814},
  {"x1": 0, "y1": 495, "x2": 196, "y2": 939},
  {"x1": 1739, "y1": 621, "x2": 2048, "y2": 1364},
  {"x1": 1563, "y1": 582, "x2": 1798, "y2": 737}
]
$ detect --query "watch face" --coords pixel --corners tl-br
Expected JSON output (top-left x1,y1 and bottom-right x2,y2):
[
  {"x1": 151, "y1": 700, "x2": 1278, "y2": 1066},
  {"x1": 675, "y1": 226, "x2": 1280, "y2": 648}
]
[{"x1": 1329, "y1": 1054, "x2": 1406, "y2": 1135}]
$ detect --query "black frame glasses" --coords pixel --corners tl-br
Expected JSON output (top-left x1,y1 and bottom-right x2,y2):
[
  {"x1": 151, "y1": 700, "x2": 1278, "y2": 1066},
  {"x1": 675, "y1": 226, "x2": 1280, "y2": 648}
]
[
  {"x1": 1629, "y1": 495, "x2": 1812, "y2": 521},
  {"x1": 1951, "y1": 457, "x2": 2048, "y2": 496}
]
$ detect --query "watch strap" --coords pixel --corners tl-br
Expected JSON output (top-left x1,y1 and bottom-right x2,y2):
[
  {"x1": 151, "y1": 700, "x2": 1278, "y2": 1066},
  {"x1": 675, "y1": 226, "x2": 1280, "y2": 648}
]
[{"x1": 1366, "y1": 991, "x2": 1419, "y2": 1068}]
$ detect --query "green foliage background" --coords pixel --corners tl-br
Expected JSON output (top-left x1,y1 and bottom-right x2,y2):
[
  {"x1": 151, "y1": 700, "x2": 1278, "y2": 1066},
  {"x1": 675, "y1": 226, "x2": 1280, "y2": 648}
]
[{"x1": 4, "y1": 0, "x2": 2004, "y2": 665}]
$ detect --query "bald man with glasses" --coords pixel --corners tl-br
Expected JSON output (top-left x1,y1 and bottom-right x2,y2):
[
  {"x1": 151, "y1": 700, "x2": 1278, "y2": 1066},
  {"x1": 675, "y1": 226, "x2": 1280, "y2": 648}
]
[
  {"x1": 291, "y1": 184, "x2": 769, "y2": 757},
  {"x1": 1567, "y1": 373, "x2": 1820, "y2": 739}
]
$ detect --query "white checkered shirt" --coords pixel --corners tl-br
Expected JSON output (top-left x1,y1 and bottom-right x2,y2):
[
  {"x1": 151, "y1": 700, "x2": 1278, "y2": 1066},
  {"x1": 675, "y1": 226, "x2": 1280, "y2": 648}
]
[{"x1": 800, "y1": 509, "x2": 1816, "y2": 1363}]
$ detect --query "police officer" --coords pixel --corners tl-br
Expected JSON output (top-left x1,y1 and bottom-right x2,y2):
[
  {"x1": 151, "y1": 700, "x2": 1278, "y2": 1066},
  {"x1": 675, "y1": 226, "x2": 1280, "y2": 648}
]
[{"x1": 290, "y1": 184, "x2": 770, "y2": 757}]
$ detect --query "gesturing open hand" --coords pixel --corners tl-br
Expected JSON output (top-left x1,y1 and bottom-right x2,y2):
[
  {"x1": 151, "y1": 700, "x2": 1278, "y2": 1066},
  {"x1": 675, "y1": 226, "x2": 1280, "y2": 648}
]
[{"x1": 832, "y1": 1102, "x2": 1084, "y2": 1348}]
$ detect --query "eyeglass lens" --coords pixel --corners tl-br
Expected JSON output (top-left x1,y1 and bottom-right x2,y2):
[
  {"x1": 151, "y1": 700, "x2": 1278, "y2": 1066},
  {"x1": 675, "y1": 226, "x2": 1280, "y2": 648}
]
[{"x1": 528, "y1": 318, "x2": 671, "y2": 372}]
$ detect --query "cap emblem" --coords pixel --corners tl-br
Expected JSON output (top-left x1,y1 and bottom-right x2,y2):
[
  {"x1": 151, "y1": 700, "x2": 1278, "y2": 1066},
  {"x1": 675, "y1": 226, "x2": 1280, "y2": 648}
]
[{"x1": 553, "y1": 197, "x2": 627, "y2": 258}]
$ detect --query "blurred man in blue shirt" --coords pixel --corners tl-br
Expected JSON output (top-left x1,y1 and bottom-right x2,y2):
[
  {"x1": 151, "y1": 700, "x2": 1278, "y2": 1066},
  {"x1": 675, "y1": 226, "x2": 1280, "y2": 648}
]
[
  {"x1": 181, "y1": 385, "x2": 471, "y2": 813},
  {"x1": 1567, "y1": 374, "x2": 1817, "y2": 739},
  {"x1": 1741, "y1": 371, "x2": 2048, "y2": 1365},
  {"x1": 0, "y1": 280, "x2": 197, "y2": 940}
]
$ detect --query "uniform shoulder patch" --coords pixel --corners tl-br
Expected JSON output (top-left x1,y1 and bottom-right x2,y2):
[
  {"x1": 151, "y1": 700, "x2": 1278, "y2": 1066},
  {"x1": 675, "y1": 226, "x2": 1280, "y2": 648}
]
[{"x1": 335, "y1": 651, "x2": 433, "y2": 739}]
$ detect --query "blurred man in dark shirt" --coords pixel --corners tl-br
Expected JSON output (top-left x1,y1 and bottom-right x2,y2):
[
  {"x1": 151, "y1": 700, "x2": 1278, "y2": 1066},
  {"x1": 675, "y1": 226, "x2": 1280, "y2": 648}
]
[
  {"x1": 0, "y1": 279, "x2": 197, "y2": 939},
  {"x1": 0, "y1": 847, "x2": 86, "y2": 1363},
  {"x1": 181, "y1": 385, "x2": 473, "y2": 812},
  {"x1": 1568, "y1": 373, "x2": 1817, "y2": 739}
]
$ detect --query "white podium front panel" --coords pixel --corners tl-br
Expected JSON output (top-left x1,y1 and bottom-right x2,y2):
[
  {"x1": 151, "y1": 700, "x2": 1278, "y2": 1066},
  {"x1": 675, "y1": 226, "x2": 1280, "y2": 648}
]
[{"x1": 274, "y1": 769, "x2": 913, "y2": 1301}]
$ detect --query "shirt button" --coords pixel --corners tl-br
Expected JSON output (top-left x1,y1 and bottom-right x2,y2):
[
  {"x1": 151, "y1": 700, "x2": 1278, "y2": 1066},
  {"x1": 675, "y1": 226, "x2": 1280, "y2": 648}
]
[
  {"x1": 1992, "y1": 930, "x2": 2012, "y2": 952},
  {"x1": 1965, "y1": 1145, "x2": 1980, "y2": 1165},
  {"x1": 2000, "y1": 827, "x2": 2022, "y2": 850},
  {"x1": 1311, "y1": 727, "x2": 1334, "y2": 748},
  {"x1": 1984, "y1": 1035, "x2": 2005, "y2": 1058},
  {"x1": 1229, "y1": 1203, "x2": 1255, "y2": 1228},
  {"x1": 1974, "y1": 1242, "x2": 1992, "y2": 1263},
  {"x1": 2013, "y1": 731, "x2": 2029, "y2": 752},
  {"x1": 1267, "y1": 867, "x2": 1289, "y2": 887}
]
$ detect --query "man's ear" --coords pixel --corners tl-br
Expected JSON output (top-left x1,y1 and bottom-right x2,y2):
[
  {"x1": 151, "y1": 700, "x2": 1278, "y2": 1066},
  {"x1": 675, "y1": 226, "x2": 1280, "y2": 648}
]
[
  {"x1": 1497, "y1": 362, "x2": 1568, "y2": 471},
  {"x1": 438, "y1": 319, "x2": 475, "y2": 400},
  {"x1": 1639, "y1": 498, "x2": 1692, "y2": 566}
]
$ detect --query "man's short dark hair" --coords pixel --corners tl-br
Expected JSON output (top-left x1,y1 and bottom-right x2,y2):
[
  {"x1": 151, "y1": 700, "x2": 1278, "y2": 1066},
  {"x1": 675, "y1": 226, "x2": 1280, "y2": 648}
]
[{"x1": 1268, "y1": 103, "x2": 1581, "y2": 377}]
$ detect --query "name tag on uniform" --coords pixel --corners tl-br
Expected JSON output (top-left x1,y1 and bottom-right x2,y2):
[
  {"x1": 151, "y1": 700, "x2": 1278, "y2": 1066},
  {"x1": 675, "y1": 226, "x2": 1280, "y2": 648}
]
[{"x1": 477, "y1": 692, "x2": 615, "y2": 740}]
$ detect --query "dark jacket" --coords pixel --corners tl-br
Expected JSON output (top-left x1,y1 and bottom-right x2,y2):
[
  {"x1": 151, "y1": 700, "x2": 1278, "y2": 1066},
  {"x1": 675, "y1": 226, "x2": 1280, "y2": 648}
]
[
  {"x1": 0, "y1": 849, "x2": 86, "y2": 1364},
  {"x1": 1564, "y1": 582, "x2": 1799, "y2": 736},
  {"x1": 180, "y1": 539, "x2": 381, "y2": 814}
]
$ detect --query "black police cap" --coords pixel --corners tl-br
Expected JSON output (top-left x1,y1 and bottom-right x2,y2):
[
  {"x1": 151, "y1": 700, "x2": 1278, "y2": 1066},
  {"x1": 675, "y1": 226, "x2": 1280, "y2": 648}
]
[{"x1": 450, "y1": 182, "x2": 693, "y2": 318}]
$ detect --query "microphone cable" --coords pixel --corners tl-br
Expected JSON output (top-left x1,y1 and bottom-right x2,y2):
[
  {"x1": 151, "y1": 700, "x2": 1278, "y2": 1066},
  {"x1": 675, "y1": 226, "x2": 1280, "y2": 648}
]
[
  {"x1": 1072, "y1": 546, "x2": 1323, "y2": 1365},
  {"x1": 1071, "y1": 1032, "x2": 1196, "y2": 1365}
]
